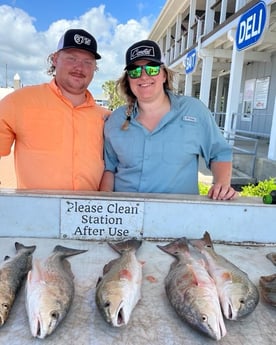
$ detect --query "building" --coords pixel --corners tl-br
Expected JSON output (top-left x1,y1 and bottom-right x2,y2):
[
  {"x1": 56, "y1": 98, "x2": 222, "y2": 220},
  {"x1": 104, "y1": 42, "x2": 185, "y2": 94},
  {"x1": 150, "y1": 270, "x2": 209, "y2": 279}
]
[
  {"x1": 0, "y1": 73, "x2": 22, "y2": 100},
  {"x1": 149, "y1": 0, "x2": 276, "y2": 181}
]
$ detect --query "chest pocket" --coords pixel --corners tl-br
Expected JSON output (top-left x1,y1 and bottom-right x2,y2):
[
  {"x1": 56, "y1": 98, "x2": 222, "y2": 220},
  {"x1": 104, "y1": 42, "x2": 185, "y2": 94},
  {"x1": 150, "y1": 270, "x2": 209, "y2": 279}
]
[{"x1": 161, "y1": 121, "x2": 200, "y2": 164}]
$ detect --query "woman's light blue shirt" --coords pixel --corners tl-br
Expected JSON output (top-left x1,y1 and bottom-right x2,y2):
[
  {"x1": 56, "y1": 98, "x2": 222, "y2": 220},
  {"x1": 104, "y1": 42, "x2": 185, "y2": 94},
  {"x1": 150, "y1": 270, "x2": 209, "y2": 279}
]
[{"x1": 103, "y1": 91, "x2": 232, "y2": 194}]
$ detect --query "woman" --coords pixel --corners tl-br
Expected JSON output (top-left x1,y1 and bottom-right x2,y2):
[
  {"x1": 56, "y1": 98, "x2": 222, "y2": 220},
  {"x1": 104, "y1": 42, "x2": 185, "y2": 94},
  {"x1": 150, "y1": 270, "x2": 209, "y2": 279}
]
[{"x1": 100, "y1": 39, "x2": 237, "y2": 200}]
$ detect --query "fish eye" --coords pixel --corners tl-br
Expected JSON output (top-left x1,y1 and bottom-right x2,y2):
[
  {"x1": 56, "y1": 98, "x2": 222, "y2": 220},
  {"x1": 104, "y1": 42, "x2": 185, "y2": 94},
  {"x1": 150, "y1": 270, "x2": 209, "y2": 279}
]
[
  {"x1": 104, "y1": 301, "x2": 110, "y2": 308},
  {"x1": 2, "y1": 303, "x2": 9, "y2": 310},
  {"x1": 50, "y1": 311, "x2": 59, "y2": 320},
  {"x1": 201, "y1": 314, "x2": 208, "y2": 322},
  {"x1": 239, "y1": 298, "x2": 245, "y2": 305}
]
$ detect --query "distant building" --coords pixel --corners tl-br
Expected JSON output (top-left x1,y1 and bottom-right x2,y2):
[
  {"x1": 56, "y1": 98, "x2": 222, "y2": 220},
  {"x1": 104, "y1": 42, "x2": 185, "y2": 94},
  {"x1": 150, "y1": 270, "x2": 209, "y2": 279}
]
[
  {"x1": 0, "y1": 73, "x2": 22, "y2": 100},
  {"x1": 94, "y1": 94, "x2": 109, "y2": 108}
]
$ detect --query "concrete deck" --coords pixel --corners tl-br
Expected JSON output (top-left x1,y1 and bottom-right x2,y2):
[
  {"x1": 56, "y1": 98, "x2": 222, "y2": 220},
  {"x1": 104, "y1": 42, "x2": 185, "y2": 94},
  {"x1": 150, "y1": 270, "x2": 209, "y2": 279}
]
[{"x1": 0, "y1": 237, "x2": 275, "y2": 345}]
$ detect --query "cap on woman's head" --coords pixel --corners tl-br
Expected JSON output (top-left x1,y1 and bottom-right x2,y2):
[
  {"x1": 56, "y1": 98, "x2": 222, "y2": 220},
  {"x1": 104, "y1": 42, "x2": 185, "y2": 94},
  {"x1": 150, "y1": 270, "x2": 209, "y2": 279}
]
[
  {"x1": 57, "y1": 29, "x2": 101, "y2": 59},
  {"x1": 125, "y1": 40, "x2": 162, "y2": 69}
]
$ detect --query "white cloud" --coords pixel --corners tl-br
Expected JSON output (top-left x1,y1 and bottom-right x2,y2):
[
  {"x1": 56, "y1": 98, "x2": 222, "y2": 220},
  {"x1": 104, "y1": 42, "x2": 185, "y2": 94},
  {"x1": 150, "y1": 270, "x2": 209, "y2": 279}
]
[{"x1": 0, "y1": 4, "x2": 152, "y2": 95}]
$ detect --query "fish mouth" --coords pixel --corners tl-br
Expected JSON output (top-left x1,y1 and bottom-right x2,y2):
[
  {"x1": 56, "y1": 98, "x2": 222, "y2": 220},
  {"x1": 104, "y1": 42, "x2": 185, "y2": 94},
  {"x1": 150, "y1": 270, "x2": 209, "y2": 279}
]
[
  {"x1": 32, "y1": 318, "x2": 42, "y2": 338},
  {"x1": 227, "y1": 303, "x2": 234, "y2": 320},
  {"x1": 115, "y1": 305, "x2": 125, "y2": 326},
  {"x1": 0, "y1": 315, "x2": 4, "y2": 326}
]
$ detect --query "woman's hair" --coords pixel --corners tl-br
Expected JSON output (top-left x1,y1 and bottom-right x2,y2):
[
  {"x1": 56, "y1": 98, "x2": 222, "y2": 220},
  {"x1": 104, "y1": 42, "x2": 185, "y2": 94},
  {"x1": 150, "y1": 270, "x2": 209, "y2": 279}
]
[{"x1": 117, "y1": 65, "x2": 175, "y2": 130}]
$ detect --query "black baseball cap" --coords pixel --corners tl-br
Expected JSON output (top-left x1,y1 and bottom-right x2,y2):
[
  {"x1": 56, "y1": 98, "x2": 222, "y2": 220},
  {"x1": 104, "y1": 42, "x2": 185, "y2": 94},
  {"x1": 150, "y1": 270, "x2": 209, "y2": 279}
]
[
  {"x1": 57, "y1": 29, "x2": 101, "y2": 59},
  {"x1": 125, "y1": 39, "x2": 163, "y2": 69}
]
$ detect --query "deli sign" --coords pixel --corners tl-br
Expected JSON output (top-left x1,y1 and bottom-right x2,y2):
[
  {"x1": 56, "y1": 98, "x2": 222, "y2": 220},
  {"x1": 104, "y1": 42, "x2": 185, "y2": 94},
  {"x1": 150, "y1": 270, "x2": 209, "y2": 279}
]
[{"x1": 236, "y1": 1, "x2": 267, "y2": 51}]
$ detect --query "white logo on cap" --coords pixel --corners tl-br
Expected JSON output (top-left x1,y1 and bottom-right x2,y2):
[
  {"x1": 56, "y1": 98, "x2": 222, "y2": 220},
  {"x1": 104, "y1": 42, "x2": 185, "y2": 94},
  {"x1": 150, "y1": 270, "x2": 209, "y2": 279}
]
[
  {"x1": 130, "y1": 45, "x2": 155, "y2": 60},
  {"x1": 74, "y1": 34, "x2": 91, "y2": 46}
]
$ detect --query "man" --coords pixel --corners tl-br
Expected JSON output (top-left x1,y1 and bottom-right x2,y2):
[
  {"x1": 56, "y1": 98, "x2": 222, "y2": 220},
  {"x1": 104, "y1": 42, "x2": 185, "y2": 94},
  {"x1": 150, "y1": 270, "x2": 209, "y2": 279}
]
[{"x1": 0, "y1": 29, "x2": 110, "y2": 190}]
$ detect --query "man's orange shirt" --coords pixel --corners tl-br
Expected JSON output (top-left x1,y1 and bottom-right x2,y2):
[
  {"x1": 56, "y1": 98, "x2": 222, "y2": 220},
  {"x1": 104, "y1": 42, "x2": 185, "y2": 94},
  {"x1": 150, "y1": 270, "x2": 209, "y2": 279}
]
[{"x1": 0, "y1": 79, "x2": 110, "y2": 190}]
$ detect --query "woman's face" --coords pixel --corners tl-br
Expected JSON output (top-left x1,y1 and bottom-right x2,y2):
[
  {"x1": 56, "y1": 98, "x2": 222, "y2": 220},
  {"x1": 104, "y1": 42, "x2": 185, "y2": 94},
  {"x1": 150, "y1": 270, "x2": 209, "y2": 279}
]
[{"x1": 127, "y1": 59, "x2": 166, "y2": 102}]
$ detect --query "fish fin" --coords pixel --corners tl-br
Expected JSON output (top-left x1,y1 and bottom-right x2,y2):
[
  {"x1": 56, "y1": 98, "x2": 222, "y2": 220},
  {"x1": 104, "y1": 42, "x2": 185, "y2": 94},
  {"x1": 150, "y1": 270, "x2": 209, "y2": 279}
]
[
  {"x1": 103, "y1": 258, "x2": 120, "y2": 275},
  {"x1": 189, "y1": 231, "x2": 214, "y2": 251},
  {"x1": 187, "y1": 264, "x2": 202, "y2": 286},
  {"x1": 53, "y1": 245, "x2": 87, "y2": 258},
  {"x1": 119, "y1": 269, "x2": 133, "y2": 281},
  {"x1": 157, "y1": 237, "x2": 189, "y2": 257},
  {"x1": 96, "y1": 277, "x2": 102, "y2": 287},
  {"x1": 15, "y1": 242, "x2": 36, "y2": 254},
  {"x1": 108, "y1": 239, "x2": 142, "y2": 254},
  {"x1": 4, "y1": 255, "x2": 10, "y2": 261},
  {"x1": 266, "y1": 252, "x2": 276, "y2": 266},
  {"x1": 202, "y1": 231, "x2": 214, "y2": 249}
]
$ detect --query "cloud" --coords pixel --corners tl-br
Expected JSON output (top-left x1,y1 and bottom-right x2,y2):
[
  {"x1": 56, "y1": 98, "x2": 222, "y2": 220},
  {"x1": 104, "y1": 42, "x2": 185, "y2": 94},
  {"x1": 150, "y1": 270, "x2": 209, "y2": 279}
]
[{"x1": 0, "y1": 4, "x2": 152, "y2": 95}]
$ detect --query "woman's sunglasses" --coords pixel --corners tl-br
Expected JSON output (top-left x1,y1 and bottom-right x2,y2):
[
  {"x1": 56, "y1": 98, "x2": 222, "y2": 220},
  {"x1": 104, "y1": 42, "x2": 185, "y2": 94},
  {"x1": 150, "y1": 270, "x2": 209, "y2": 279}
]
[{"x1": 126, "y1": 64, "x2": 161, "y2": 79}]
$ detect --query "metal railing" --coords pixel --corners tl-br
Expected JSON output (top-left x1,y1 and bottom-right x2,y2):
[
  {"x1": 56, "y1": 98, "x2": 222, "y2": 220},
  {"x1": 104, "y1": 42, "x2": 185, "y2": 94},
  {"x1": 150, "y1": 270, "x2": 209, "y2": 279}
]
[{"x1": 212, "y1": 112, "x2": 272, "y2": 177}]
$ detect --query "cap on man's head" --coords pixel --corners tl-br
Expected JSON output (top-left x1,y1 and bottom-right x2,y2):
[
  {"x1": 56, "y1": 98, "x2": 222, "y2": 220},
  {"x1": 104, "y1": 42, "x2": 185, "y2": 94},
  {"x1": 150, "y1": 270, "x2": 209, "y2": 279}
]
[
  {"x1": 57, "y1": 29, "x2": 101, "y2": 59},
  {"x1": 125, "y1": 39, "x2": 162, "y2": 69}
]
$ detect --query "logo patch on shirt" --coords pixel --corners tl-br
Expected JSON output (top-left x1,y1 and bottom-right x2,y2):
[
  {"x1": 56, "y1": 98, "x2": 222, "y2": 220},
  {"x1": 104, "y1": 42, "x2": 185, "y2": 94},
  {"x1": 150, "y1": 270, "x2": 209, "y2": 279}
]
[{"x1": 183, "y1": 115, "x2": 197, "y2": 123}]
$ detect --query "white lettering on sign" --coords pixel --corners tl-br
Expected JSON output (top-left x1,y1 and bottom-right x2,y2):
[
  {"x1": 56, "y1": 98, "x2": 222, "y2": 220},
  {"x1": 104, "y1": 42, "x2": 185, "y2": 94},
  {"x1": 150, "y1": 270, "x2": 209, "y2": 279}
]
[
  {"x1": 60, "y1": 199, "x2": 144, "y2": 240},
  {"x1": 185, "y1": 49, "x2": 197, "y2": 74},
  {"x1": 238, "y1": 10, "x2": 263, "y2": 44},
  {"x1": 236, "y1": 1, "x2": 266, "y2": 51}
]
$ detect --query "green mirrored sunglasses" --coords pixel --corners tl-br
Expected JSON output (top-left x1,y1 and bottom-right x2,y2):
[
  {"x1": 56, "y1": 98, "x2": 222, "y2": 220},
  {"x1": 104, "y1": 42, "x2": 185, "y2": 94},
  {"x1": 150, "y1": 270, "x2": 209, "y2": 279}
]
[{"x1": 127, "y1": 64, "x2": 161, "y2": 79}]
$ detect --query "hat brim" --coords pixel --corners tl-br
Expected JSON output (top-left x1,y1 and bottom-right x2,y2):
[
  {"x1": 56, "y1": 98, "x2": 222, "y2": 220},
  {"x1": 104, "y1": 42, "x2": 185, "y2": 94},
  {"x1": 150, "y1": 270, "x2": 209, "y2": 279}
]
[
  {"x1": 125, "y1": 57, "x2": 162, "y2": 70},
  {"x1": 59, "y1": 46, "x2": 101, "y2": 59}
]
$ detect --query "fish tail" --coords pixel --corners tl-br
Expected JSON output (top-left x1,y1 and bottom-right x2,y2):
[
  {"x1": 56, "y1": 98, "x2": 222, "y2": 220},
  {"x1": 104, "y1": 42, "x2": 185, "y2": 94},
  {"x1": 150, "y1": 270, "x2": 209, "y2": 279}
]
[
  {"x1": 157, "y1": 237, "x2": 189, "y2": 257},
  {"x1": 15, "y1": 242, "x2": 36, "y2": 254},
  {"x1": 53, "y1": 245, "x2": 88, "y2": 258},
  {"x1": 189, "y1": 231, "x2": 214, "y2": 250},
  {"x1": 202, "y1": 231, "x2": 213, "y2": 247},
  {"x1": 107, "y1": 239, "x2": 142, "y2": 254}
]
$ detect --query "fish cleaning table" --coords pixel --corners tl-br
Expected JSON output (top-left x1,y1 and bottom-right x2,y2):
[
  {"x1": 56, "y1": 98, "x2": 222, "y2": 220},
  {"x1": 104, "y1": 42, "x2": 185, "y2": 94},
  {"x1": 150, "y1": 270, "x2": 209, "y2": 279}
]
[
  {"x1": 0, "y1": 237, "x2": 275, "y2": 345},
  {"x1": 0, "y1": 190, "x2": 275, "y2": 344}
]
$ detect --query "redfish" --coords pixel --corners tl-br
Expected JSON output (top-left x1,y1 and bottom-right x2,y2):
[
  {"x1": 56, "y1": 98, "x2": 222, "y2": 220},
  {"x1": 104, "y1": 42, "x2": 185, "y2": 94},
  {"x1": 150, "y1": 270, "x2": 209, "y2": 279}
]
[
  {"x1": 190, "y1": 231, "x2": 259, "y2": 320},
  {"x1": 0, "y1": 242, "x2": 36, "y2": 326},
  {"x1": 157, "y1": 238, "x2": 226, "y2": 341},
  {"x1": 95, "y1": 239, "x2": 143, "y2": 327},
  {"x1": 25, "y1": 245, "x2": 87, "y2": 339}
]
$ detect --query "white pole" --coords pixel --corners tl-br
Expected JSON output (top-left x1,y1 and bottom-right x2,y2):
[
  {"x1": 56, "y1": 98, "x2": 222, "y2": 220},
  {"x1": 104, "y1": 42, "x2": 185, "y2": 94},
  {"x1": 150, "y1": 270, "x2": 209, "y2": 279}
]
[{"x1": 268, "y1": 96, "x2": 276, "y2": 160}]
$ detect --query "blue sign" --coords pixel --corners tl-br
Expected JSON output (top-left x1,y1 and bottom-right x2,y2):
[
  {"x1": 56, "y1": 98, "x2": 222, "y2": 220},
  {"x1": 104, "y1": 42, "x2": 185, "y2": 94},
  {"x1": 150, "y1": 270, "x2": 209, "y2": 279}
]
[
  {"x1": 184, "y1": 48, "x2": 197, "y2": 74},
  {"x1": 236, "y1": 1, "x2": 267, "y2": 51}
]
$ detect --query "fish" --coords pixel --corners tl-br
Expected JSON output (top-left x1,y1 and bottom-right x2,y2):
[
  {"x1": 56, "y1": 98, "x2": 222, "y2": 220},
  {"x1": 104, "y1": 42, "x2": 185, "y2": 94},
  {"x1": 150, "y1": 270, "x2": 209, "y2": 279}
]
[
  {"x1": 25, "y1": 245, "x2": 87, "y2": 339},
  {"x1": 259, "y1": 252, "x2": 276, "y2": 306},
  {"x1": 190, "y1": 231, "x2": 259, "y2": 320},
  {"x1": 266, "y1": 252, "x2": 276, "y2": 266},
  {"x1": 259, "y1": 273, "x2": 276, "y2": 307},
  {"x1": 0, "y1": 242, "x2": 36, "y2": 326},
  {"x1": 157, "y1": 238, "x2": 226, "y2": 341},
  {"x1": 95, "y1": 239, "x2": 143, "y2": 327}
]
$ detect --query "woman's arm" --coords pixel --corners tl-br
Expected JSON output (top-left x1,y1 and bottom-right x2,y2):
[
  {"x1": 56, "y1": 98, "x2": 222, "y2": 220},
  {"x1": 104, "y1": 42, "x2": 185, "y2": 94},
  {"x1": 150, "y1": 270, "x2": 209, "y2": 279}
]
[
  {"x1": 208, "y1": 161, "x2": 238, "y2": 200},
  {"x1": 99, "y1": 171, "x2": 115, "y2": 192}
]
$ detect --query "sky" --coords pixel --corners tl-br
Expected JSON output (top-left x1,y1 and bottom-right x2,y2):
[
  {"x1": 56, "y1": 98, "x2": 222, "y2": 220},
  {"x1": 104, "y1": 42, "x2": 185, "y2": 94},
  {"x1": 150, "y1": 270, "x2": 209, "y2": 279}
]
[{"x1": 0, "y1": 0, "x2": 167, "y2": 96}]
